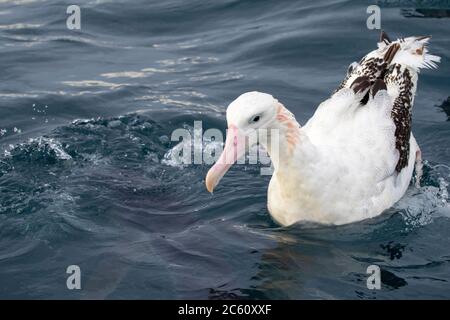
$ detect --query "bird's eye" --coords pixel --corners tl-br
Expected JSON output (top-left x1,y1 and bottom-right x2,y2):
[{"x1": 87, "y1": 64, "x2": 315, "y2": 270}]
[{"x1": 250, "y1": 115, "x2": 261, "y2": 123}]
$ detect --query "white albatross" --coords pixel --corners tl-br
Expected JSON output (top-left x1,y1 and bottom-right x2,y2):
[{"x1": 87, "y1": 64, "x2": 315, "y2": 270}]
[{"x1": 205, "y1": 32, "x2": 441, "y2": 226}]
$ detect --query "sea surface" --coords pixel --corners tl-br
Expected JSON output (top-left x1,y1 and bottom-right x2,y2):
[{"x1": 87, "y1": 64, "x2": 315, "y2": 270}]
[{"x1": 1, "y1": 0, "x2": 450, "y2": 299}]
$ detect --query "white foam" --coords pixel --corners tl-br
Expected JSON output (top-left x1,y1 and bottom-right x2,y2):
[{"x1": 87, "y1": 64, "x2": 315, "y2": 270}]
[
  {"x1": 162, "y1": 128, "x2": 223, "y2": 168},
  {"x1": 395, "y1": 164, "x2": 450, "y2": 227}
]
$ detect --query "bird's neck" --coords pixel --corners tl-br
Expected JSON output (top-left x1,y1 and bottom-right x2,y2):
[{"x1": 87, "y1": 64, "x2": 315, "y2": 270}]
[{"x1": 261, "y1": 103, "x2": 314, "y2": 175}]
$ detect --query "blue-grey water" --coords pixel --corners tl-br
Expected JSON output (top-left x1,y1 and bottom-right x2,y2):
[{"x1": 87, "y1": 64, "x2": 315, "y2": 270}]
[{"x1": 0, "y1": 0, "x2": 450, "y2": 299}]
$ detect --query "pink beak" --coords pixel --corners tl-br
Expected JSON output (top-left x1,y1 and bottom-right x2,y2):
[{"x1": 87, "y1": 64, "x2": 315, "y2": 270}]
[{"x1": 205, "y1": 125, "x2": 246, "y2": 193}]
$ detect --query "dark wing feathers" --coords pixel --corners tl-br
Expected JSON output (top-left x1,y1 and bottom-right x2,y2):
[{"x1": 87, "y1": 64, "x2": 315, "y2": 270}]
[
  {"x1": 336, "y1": 31, "x2": 415, "y2": 173},
  {"x1": 371, "y1": 78, "x2": 387, "y2": 98},
  {"x1": 336, "y1": 42, "x2": 399, "y2": 94},
  {"x1": 384, "y1": 64, "x2": 414, "y2": 172},
  {"x1": 379, "y1": 30, "x2": 392, "y2": 45}
]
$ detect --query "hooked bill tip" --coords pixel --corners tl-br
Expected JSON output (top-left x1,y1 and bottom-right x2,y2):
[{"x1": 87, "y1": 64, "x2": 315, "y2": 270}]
[{"x1": 205, "y1": 171, "x2": 215, "y2": 193}]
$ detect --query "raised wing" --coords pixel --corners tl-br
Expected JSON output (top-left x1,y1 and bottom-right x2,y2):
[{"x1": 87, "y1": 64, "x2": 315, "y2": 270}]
[{"x1": 335, "y1": 31, "x2": 440, "y2": 172}]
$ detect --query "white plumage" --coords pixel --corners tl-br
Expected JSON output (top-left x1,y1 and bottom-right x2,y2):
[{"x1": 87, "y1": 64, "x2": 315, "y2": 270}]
[{"x1": 205, "y1": 33, "x2": 440, "y2": 226}]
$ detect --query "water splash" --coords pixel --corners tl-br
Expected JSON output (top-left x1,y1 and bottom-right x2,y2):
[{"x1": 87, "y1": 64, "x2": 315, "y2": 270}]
[
  {"x1": 3, "y1": 137, "x2": 72, "y2": 163},
  {"x1": 162, "y1": 124, "x2": 223, "y2": 168},
  {"x1": 396, "y1": 162, "x2": 450, "y2": 228}
]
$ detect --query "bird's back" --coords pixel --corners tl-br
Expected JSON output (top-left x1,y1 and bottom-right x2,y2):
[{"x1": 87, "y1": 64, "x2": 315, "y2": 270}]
[{"x1": 296, "y1": 33, "x2": 440, "y2": 224}]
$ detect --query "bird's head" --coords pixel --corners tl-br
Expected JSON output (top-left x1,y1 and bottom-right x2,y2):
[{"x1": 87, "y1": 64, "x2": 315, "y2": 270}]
[{"x1": 205, "y1": 91, "x2": 282, "y2": 193}]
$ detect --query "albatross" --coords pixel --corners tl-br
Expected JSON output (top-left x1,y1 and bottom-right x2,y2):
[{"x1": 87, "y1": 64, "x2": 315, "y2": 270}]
[{"x1": 205, "y1": 32, "x2": 440, "y2": 226}]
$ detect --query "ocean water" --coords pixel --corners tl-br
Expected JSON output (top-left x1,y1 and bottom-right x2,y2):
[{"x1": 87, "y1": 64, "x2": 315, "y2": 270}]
[{"x1": 0, "y1": 0, "x2": 450, "y2": 299}]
